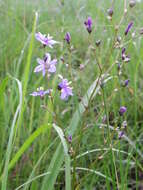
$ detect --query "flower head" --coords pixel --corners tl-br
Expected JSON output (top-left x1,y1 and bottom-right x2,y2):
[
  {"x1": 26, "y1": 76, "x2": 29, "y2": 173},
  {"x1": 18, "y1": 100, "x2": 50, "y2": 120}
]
[
  {"x1": 34, "y1": 53, "x2": 57, "y2": 77},
  {"x1": 58, "y1": 77, "x2": 73, "y2": 100},
  {"x1": 123, "y1": 79, "x2": 130, "y2": 87},
  {"x1": 67, "y1": 135, "x2": 72, "y2": 143},
  {"x1": 84, "y1": 17, "x2": 93, "y2": 34},
  {"x1": 30, "y1": 87, "x2": 51, "y2": 98},
  {"x1": 129, "y1": 0, "x2": 136, "y2": 8},
  {"x1": 35, "y1": 32, "x2": 58, "y2": 48},
  {"x1": 107, "y1": 8, "x2": 114, "y2": 17},
  {"x1": 121, "y1": 48, "x2": 131, "y2": 62},
  {"x1": 64, "y1": 32, "x2": 71, "y2": 44},
  {"x1": 118, "y1": 131, "x2": 124, "y2": 139},
  {"x1": 119, "y1": 106, "x2": 127, "y2": 116},
  {"x1": 125, "y1": 22, "x2": 133, "y2": 35}
]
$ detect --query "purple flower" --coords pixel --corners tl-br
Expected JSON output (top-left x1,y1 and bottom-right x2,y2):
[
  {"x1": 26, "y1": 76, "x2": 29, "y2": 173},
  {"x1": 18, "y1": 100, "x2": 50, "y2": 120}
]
[
  {"x1": 35, "y1": 32, "x2": 58, "y2": 48},
  {"x1": 58, "y1": 78, "x2": 73, "y2": 100},
  {"x1": 121, "y1": 48, "x2": 131, "y2": 62},
  {"x1": 30, "y1": 87, "x2": 51, "y2": 98},
  {"x1": 121, "y1": 47, "x2": 126, "y2": 60},
  {"x1": 129, "y1": 0, "x2": 136, "y2": 8},
  {"x1": 123, "y1": 79, "x2": 130, "y2": 87},
  {"x1": 118, "y1": 131, "x2": 124, "y2": 139},
  {"x1": 34, "y1": 53, "x2": 57, "y2": 77},
  {"x1": 84, "y1": 17, "x2": 93, "y2": 34},
  {"x1": 125, "y1": 22, "x2": 133, "y2": 35},
  {"x1": 107, "y1": 8, "x2": 114, "y2": 17},
  {"x1": 122, "y1": 47, "x2": 126, "y2": 55},
  {"x1": 119, "y1": 106, "x2": 127, "y2": 116},
  {"x1": 64, "y1": 32, "x2": 71, "y2": 44},
  {"x1": 67, "y1": 135, "x2": 72, "y2": 143}
]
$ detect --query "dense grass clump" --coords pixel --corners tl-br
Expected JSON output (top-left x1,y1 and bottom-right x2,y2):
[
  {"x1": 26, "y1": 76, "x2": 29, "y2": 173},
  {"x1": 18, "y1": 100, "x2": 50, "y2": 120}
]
[{"x1": 0, "y1": 0, "x2": 143, "y2": 189}]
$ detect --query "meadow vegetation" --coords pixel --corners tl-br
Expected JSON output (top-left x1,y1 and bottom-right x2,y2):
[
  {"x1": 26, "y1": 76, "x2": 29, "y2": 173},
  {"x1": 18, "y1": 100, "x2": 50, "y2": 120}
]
[{"x1": 0, "y1": 0, "x2": 143, "y2": 189}]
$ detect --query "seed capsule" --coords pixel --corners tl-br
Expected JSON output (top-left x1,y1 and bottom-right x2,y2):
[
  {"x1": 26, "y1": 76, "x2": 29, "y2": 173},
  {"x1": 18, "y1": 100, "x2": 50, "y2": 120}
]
[
  {"x1": 107, "y1": 8, "x2": 114, "y2": 17},
  {"x1": 96, "y1": 40, "x2": 101, "y2": 47},
  {"x1": 129, "y1": 0, "x2": 136, "y2": 8}
]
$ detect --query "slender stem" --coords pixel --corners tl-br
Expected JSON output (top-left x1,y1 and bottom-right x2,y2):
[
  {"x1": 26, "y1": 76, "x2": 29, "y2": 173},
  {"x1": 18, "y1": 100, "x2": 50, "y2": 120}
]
[
  {"x1": 96, "y1": 49, "x2": 120, "y2": 188},
  {"x1": 102, "y1": 87, "x2": 120, "y2": 189}
]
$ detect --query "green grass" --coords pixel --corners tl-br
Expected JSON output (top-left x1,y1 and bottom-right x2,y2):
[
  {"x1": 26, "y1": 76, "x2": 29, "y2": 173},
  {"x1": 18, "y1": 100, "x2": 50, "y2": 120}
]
[{"x1": 0, "y1": 0, "x2": 143, "y2": 189}]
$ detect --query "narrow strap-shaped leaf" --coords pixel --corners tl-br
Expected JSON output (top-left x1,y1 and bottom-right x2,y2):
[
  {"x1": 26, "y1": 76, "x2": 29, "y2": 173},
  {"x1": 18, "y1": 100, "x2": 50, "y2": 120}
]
[
  {"x1": 1, "y1": 78, "x2": 22, "y2": 190},
  {"x1": 8, "y1": 124, "x2": 50, "y2": 171},
  {"x1": 53, "y1": 124, "x2": 71, "y2": 190},
  {"x1": 16, "y1": 12, "x2": 38, "y2": 132},
  {"x1": 41, "y1": 144, "x2": 64, "y2": 190}
]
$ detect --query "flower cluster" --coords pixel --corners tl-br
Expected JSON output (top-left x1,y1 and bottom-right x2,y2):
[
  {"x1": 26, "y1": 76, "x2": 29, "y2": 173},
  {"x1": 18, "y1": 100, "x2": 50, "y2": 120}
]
[
  {"x1": 30, "y1": 32, "x2": 73, "y2": 101},
  {"x1": 113, "y1": 21, "x2": 134, "y2": 139}
]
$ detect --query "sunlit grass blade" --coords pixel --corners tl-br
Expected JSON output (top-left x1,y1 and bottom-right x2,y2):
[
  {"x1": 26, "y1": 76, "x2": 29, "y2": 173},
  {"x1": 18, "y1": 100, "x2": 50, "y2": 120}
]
[
  {"x1": 1, "y1": 77, "x2": 22, "y2": 190},
  {"x1": 74, "y1": 167, "x2": 112, "y2": 182},
  {"x1": 41, "y1": 124, "x2": 71, "y2": 190},
  {"x1": 53, "y1": 124, "x2": 71, "y2": 190},
  {"x1": 41, "y1": 144, "x2": 64, "y2": 190},
  {"x1": 15, "y1": 171, "x2": 51, "y2": 190},
  {"x1": 23, "y1": 137, "x2": 59, "y2": 190},
  {"x1": 8, "y1": 124, "x2": 50, "y2": 171},
  {"x1": 68, "y1": 75, "x2": 112, "y2": 135},
  {"x1": 16, "y1": 12, "x2": 38, "y2": 132},
  {"x1": 0, "y1": 76, "x2": 9, "y2": 114},
  {"x1": 0, "y1": 77, "x2": 9, "y2": 172}
]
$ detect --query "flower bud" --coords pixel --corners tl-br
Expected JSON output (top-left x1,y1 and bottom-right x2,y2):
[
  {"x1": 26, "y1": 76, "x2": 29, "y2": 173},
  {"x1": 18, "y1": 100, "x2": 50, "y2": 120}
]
[
  {"x1": 119, "y1": 106, "x2": 127, "y2": 116},
  {"x1": 107, "y1": 8, "x2": 114, "y2": 17},
  {"x1": 96, "y1": 40, "x2": 101, "y2": 47},
  {"x1": 64, "y1": 32, "x2": 71, "y2": 44},
  {"x1": 129, "y1": 0, "x2": 136, "y2": 8}
]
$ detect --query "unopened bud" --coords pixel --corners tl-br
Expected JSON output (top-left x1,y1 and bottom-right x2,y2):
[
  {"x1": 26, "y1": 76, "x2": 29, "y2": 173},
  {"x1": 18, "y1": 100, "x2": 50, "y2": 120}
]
[
  {"x1": 129, "y1": 0, "x2": 136, "y2": 8},
  {"x1": 107, "y1": 8, "x2": 114, "y2": 17}
]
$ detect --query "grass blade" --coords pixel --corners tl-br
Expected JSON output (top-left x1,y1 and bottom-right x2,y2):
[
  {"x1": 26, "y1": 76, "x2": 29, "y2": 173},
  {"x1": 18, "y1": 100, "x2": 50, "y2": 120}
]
[
  {"x1": 1, "y1": 77, "x2": 22, "y2": 190},
  {"x1": 41, "y1": 144, "x2": 64, "y2": 190},
  {"x1": 8, "y1": 124, "x2": 50, "y2": 171},
  {"x1": 53, "y1": 124, "x2": 71, "y2": 190},
  {"x1": 41, "y1": 124, "x2": 71, "y2": 190},
  {"x1": 16, "y1": 12, "x2": 38, "y2": 132}
]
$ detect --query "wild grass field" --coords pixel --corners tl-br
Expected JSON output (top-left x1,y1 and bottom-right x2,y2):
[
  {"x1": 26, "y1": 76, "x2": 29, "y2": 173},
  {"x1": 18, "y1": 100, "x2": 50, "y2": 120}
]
[{"x1": 0, "y1": 0, "x2": 143, "y2": 189}]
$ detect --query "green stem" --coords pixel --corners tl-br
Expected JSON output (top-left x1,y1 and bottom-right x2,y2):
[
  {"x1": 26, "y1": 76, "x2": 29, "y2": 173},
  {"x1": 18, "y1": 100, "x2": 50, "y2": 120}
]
[{"x1": 102, "y1": 87, "x2": 119, "y2": 189}]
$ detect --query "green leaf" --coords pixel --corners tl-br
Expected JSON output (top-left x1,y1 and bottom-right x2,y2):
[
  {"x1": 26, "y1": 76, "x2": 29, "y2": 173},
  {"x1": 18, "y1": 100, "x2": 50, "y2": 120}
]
[
  {"x1": 53, "y1": 124, "x2": 71, "y2": 190},
  {"x1": 1, "y1": 77, "x2": 22, "y2": 190},
  {"x1": 8, "y1": 124, "x2": 50, "y2": 171},
  {"x1": 41, "y1": 144, "x2": 64, "y2": 190},
  {"x1": 0, "y1": 76, "x2": 9, "y2": 123},
  {"x1": 16, "y1": 12, "x2": 38, "y2": 133},
  {"x1": 41, "y1": 124, "x2": 71, "y2": 190}
]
